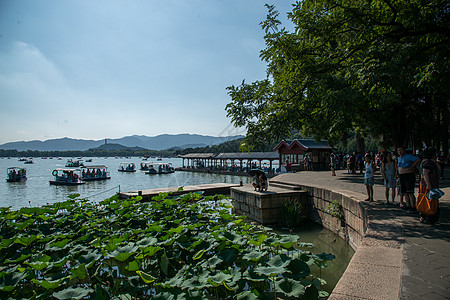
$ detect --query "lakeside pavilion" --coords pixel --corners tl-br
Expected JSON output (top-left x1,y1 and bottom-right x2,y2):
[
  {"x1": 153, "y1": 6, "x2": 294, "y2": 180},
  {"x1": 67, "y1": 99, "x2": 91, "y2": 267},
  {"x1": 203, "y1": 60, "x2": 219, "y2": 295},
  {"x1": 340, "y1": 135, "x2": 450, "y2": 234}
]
[
  {"x1": 273, "y1": 139, "x2": 333, "y2": 171},
  {"x1": 179, "y1": 152, "x2": 279, "y2": 174}
]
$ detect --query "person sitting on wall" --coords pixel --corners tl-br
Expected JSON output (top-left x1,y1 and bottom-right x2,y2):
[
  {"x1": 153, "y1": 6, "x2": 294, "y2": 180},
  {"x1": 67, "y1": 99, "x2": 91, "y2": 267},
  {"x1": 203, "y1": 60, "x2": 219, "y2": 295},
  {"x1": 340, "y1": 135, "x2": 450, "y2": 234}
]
[{"x1": 252, "y1": 175, "x2": 260, "y2": 191}]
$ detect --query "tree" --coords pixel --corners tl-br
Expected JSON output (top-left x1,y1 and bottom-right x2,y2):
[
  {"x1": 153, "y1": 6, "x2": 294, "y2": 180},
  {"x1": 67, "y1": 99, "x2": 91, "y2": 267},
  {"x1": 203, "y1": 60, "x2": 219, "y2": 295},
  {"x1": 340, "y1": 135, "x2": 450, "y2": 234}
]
[{"x1": 226, "y1": 1, "x2": 450, "y2": 152}]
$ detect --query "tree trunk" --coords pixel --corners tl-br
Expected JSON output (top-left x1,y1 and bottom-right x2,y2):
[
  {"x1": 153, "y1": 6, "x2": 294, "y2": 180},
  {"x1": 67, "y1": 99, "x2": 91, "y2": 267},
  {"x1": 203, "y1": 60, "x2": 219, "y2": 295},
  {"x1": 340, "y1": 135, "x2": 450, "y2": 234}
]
[{"x1": 356, "y1": 131, "x2": 365, "y2": 154}]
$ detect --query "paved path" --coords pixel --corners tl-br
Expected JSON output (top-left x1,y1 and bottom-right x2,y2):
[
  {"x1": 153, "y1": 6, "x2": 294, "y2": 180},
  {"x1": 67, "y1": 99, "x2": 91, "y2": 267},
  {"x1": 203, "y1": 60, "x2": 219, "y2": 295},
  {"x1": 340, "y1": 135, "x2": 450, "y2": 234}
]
[{"x1": 273, "y1": 168, "x2": 450, "y2": 300}]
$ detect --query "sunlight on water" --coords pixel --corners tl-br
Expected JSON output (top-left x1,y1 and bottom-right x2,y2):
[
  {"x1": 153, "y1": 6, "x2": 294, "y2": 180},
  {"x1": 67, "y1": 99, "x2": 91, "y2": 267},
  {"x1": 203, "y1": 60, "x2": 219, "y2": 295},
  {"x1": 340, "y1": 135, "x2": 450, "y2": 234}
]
[{"x1": 0, "y1": 157, "x2": 252, "y2": 210}]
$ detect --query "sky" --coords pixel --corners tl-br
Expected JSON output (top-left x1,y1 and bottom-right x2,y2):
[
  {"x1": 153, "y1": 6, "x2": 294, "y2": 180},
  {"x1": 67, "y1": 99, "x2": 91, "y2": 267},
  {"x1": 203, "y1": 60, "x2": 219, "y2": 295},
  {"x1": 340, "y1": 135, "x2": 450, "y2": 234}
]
[{"x1": 0, "y1": 0, "x2": 296, "y2": 144}]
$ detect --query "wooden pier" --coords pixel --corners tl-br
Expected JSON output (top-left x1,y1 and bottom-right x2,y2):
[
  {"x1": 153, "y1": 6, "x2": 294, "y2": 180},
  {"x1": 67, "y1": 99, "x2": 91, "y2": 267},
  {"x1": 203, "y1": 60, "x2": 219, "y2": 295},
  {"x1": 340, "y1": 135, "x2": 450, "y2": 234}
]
[{"x1": 118, "y1": 183, "x2": 242, "y2": 200}]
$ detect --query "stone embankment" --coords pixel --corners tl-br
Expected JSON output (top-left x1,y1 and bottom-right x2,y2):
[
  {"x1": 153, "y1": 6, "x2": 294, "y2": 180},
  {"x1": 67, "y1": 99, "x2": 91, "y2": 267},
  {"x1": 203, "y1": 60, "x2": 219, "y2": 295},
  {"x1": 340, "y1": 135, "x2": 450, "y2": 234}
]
[{"x1": 231, "y1": 169, "x2": 450, "y2": 300}]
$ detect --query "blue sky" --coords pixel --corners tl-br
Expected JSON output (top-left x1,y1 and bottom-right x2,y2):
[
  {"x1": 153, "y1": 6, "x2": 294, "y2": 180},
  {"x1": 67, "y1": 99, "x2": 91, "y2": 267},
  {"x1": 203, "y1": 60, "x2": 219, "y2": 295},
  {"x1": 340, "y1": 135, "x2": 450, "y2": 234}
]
[{"x1": 0, "y1": 0, "x2": 295, "y2": 144}]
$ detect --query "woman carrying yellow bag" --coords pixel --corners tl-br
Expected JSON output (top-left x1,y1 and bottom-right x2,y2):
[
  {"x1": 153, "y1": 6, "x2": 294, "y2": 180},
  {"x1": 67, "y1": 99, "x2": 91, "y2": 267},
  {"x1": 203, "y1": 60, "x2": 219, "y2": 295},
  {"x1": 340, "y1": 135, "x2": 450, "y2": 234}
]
[{"x1": 417, "y1": 148, "x2": 441, "y2": 224}]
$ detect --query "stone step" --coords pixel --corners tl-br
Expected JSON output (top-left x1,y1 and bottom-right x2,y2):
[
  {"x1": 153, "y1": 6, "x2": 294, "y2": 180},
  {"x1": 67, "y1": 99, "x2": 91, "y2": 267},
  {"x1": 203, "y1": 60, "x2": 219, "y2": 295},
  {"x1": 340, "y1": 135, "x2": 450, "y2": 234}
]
[{"x1": 268, "y1": 180, "x2": 304, "y2": 190}]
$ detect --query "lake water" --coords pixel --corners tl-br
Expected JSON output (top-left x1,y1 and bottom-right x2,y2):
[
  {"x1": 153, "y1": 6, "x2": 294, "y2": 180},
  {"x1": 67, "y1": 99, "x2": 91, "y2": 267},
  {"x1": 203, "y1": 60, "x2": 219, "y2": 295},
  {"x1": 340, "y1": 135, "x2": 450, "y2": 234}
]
[{"x1": 1, "y1": 156, "x2": 253, "y2": 210}]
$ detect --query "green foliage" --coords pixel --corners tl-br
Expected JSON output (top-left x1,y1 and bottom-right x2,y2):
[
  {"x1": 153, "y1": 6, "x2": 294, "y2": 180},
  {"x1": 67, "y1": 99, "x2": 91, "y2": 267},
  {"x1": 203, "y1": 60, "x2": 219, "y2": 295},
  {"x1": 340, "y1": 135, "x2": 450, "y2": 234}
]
[
  {"x1": 0, "y1": 193, "x2": 334, "y2": 299},
  {"x1": 226, "y1": 1, "x2": 450, "y2": 150},
  {"x1": 279, "y1": 199, "x2": 305, "y2": 229},
  {"x1": 325, "y1": 200, "x2": 344, "y2": 221}
]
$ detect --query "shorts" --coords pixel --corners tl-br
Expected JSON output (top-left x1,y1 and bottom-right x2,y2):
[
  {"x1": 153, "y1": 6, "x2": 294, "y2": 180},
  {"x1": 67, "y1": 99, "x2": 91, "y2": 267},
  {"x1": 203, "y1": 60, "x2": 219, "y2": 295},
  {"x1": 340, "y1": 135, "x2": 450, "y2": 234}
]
[
  {"x1": 364, "y1": 177, "x2": 374, "y2": 186},
  {"x1": 399, "y1": 173, "x2": 416, "y2": 194}
]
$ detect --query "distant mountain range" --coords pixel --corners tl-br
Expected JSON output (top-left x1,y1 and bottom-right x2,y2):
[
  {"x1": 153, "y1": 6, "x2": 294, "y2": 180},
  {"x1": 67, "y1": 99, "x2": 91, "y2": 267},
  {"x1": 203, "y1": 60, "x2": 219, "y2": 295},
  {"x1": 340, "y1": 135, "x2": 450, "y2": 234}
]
[{"x1": 0, "y1": 134, "x2": 244, "y2": 151}]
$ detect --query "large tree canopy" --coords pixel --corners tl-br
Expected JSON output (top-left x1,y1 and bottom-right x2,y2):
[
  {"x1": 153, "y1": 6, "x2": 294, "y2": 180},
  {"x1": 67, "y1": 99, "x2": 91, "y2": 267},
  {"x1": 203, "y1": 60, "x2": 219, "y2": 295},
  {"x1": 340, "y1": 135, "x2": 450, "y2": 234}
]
[{"x1": 226, "y1": 0, "x2": 450, "y2": 151}]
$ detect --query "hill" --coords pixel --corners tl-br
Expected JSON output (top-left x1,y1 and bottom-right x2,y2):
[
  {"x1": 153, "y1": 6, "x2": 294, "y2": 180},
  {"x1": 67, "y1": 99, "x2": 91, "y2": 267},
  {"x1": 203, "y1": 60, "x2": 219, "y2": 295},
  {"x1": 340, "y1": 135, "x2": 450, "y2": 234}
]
[{"x1": 0, "y1": 134, "x2": 244, "y2": 151}]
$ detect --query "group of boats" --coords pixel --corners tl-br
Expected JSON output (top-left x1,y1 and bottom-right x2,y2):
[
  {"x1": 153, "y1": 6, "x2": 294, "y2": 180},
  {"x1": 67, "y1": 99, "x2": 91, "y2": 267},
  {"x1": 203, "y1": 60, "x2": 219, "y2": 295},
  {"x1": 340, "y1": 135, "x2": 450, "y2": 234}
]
[{"x1": 6, "y1": 159, "x2": 175, "y2": 186}]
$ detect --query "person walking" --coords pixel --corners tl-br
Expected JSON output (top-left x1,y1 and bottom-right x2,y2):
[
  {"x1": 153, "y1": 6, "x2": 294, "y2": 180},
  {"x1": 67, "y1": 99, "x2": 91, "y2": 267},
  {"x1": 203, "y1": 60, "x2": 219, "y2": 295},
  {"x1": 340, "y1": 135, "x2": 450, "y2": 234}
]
[
  {"x1": 381, "y1": 152, "x2": 397, "y2": 205},
  {"x1": 397, "y1": 146, "x2": 421, "y2": 213},
  {"x1": 330, "y1": 153, "x2": 336, "y2": 176},
  {"x1": 419, "y1": 148, "x2": 441, "y2": 224},
  {"x1": 364, "y1": 154, "x2": 376, "y2": 202}
]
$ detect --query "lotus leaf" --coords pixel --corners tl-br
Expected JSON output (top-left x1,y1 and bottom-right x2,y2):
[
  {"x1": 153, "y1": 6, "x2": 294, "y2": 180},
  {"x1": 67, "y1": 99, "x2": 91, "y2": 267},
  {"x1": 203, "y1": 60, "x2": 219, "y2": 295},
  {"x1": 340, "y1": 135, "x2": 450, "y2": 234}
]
[
  {"x1": 218, "y1": 248, "x2": 237, "y2": 264},
  {"x1": 110, "y1": 244, "x2": 138, "y2": 262},
  {"x1": 242, "y1": 268, "x2": 266, "y2": 282},
  {"x1": 32, "y1": 278, "x2": 63, "y2": 289},
  {"x1": 160, "y1": 252, "x2": 169, "y2": 275},
  {"x1": 0, "y1": 271, "x2": 26, "y2": 291},
  {"x1": 137, "y1": 236, "x2": 158, "y2": 247},
  {"x1": 53, "y1": 287, "x2": 93, "y2": 300},
  {"x1": 126, "y1": 260, "x2": 140, "y2": 272},
  {"x1": 136, "y1": 270, "x2": 157, "y2": 284},
  {"x1": 286, "y1": 258, "x2": 310, "y2": 279},
  {"x1": 242, "y1": 250, "x2": 267, "y2": 262},
  {"x1": 70, "y1": 263, "x2": 87, "y2": 280},
  {"x1": 14, "y1": 234, "x2": 39, "y2": 246},
  {"x1": 208, "y1": 271, "x2": 233, "y2": 286},
  {"x1": 236, "y1": 291, "x2": 259, "y2": 300},
  {"x1": 275, "y1": 277, "x2": 306, "y2": 297}
]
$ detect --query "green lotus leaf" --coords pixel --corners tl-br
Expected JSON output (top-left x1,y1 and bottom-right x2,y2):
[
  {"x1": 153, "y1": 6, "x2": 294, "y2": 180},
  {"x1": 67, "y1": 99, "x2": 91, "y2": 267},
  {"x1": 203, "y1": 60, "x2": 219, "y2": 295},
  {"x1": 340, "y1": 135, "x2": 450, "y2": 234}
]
[
  {"x1": 0, "y1": 238, "x2": 14, "y2": 250},
  {"x1": 50, "y1": 238, "x2": 72, "y2": 249},
  {"x1": 277, "y1": 235, "x2": 299, "y2": 249},
  {"x1": 126, "y1": 260, "x2": 140, "y2": 272},
  {"x1": 26, "y1": 261, "x2": 48, "y2": 271},
  {"x1": 162, "y1": 198, "x2": 177, "y2": 206},
  {"x1": 316, "y1": 252, "x2": 336, "y2": 262},
  {"x1": 160, "y1": 252, "x2": 169, "y2": 275},
  {"x1": 71, "y1": 263, "x2": 87, "y2": 280},
  {"x1": 147, "y1": 224, "x2": 162, "y2": 232},
  {"x1": 267, "y1": 254, "x2": 290, "y2": 268},
  {"x1": 137, "y1": 237, "x2": 158, "y2": 247},
  {"x1": 249, "y1": 234, "x2": 267, "y2": 247},
  {"x1": 78, "y1": 251, "x2": 102, "y2": 267},
  {"x1": 110, "y1": 244, "x2": 138, "y2": 262},
  {"x1": 142, "y1": 245, "x2": 162, "y2": 256},
  {"x1": 298, "y1": 242, "x2": 315, "y2": 248},
  {"x1": 169, "y1": 225, "x2": 183, "y2": 234},
  {"x1": 14, "y1": 235, "x2": 39, "y2": 246},
  {"x1": 200, "y1": 255, "x2": 223, "y2": 269},
  {"x1": 286, "y1": 258, "x2": 310, "y2": 279},
  {"x1": 53, "y1": 287, "x2": 93, "y2": 300},
  {"x1": 152, "y1": 292, "x2": 176, "y2": 300},
  {"x1": 242, "y1": 250, "x2": 267, "y2": 262},
  {"x1": 0, "y1": 271, "x2": 26, "y2": 291},
  {"x1": 208, "y1": 271, "x2": 233, "y2": 285},
  {"x1": 218, "y1": 248, "x2": 237, "y2": 264},
  {"x1": 4, "y1": 253, "x2": 31, "y2": 263},
  {"x1": 193, "y1": 249, "x2": 205, "y2": 260},
  {"x1": 236, "y1": 291, "x2": 259, "y2": 300},
  {"x1": 136, "y1": 270, "x2": 157, "y2": 284},
  {"x1": 32, "y1": 278, "x2": 63, "y2": 290},
  {"x1": 275, "y1": 278, "x2": 306, "y2": 297}
]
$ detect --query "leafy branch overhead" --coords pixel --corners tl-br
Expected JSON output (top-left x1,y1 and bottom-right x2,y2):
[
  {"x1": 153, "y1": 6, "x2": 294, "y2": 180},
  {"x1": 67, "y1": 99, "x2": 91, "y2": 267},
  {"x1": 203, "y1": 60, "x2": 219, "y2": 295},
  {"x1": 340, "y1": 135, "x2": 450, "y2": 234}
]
[{"x1": 226, "y1": 1, "x2": 450, "y2": 150}]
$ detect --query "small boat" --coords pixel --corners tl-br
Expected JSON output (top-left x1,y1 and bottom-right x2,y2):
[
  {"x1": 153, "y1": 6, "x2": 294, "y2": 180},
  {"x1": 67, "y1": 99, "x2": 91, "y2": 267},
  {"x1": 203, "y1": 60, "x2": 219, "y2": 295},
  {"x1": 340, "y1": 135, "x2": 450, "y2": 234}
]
[
  {"x1": 65, "y1": 159, "x2": 84, "y2": 167},
  {"x1": 49, "y1": 168, "x2": 85, "y2": 185},
  {"x1": 140, "y1": 162, "x2": 154, "y2": 171},
  {"x1": 145, "y1": 163, "x2": 175, "y2": 175},
  {"x1": 118, "y1": 162, "x2": 136, "y2": 172},
  {"x1": 18, "y1": 158, "x2": 27, "y2": 162},
  {"x1": 81, "y1": 165, "x2": 111, "y2": 181},
  {"x1": 6, "y1": 167, "x2": 27, "y2": 182},
  {"x1": 157, "y1": 157, "x2": 163, "y2": 161},
  {"x1": 24, "y1": 159, "x2": 34, "y2": 164},
  {"x1": 85, "y1": 159, "x2": 93, "y2": 162}
]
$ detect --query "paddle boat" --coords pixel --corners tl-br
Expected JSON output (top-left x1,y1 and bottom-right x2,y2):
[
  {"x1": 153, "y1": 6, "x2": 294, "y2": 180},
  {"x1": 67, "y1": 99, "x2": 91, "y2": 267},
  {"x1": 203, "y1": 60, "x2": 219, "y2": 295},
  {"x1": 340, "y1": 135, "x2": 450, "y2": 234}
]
[
  {"x1": 6, "y1": 167, "x2": 27, "y2": 182},
  {"x1": 140, "y1": 162, "x2": 154, "y2": 171},
  {"x1": 24, "y1": 159, "x2": 34, "y2": 164},
  {"x1": 118, "y1": 162, "x2": 136, "y2": 172},
  {"x1": 49, "y1": 168, "x2": 85, "y2": 185},
  {"x1": 145, "y1": 163, "x2": 174, "y2": 175},
  {"x1": 65, "y1": 159, "x2": 84, "y2": 167},
  {"x1": 81, "y1": 165, "x2": 111, "y2": 181}
]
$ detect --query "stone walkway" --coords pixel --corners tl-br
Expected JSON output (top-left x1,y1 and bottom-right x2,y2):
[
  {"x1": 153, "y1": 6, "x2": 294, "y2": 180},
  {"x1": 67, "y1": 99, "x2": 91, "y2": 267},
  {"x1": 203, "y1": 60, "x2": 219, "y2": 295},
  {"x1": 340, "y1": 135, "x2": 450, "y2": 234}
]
[{"x1": 273, "y1": 168, "x2": 450, "y2": 300}]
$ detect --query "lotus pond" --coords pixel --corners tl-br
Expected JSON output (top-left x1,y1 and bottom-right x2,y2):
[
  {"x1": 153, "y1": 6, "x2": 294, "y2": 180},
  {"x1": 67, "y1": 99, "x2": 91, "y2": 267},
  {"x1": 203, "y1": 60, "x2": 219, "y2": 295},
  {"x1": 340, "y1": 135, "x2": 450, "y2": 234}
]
[{"x1": 0, "y1": 192, "x2": 338, "y2": 299}]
